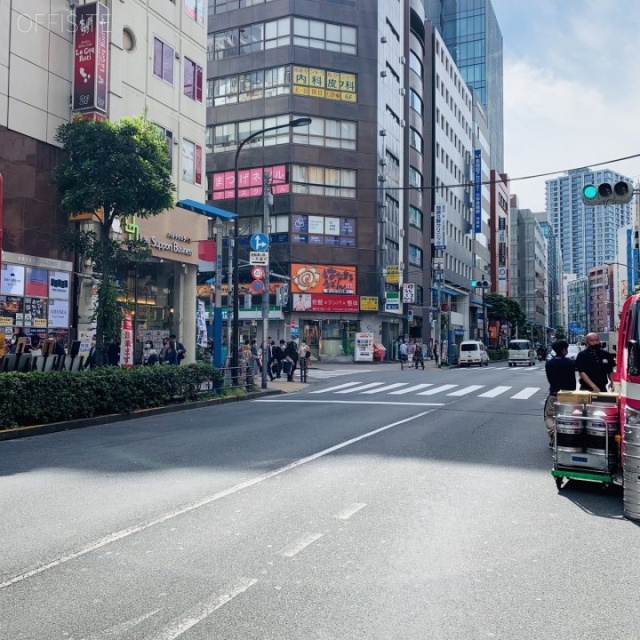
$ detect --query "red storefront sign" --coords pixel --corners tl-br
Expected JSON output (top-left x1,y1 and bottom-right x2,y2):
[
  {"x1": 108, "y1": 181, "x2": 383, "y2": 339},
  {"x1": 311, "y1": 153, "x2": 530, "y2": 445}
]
[
  {"x1": 195, "y1": 144, "x2": 202, "y2": 186},
  {"x1": 73, "y1": 2, "x2": 109, "y2": 113},
  {"x1": 119, "y1": 311, "x2": 134, "y2": 368},
  {"x1": 211, "y1": 165, "x2": 288, "y2": 200},
  {"x1": 307, "y1": 295, "x2": 360, "y2": 313}
]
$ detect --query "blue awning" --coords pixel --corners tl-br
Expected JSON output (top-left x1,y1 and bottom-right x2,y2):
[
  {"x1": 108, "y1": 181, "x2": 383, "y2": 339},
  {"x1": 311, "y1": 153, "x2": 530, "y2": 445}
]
[
  {"x1": 177, "y1": 199, "x2": 237, "y2": 220},
  {"x1": 431, "y1": 286, "x2": 459, "y2": 297}
]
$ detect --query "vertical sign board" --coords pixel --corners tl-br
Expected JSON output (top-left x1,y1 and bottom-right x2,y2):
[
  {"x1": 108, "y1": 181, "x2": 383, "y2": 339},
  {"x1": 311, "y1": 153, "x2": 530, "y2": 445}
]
[
  {"x1": 73, "y1": 2, "x2": 109, "y2": 113},
  {"x1": 119, "y1": 311, "x2": 134, "y2": 368},
  {"x1": 434, "y1": 205, "x2": 447, "y2": 250},
  {"x1": 474, "y1": 149, "x2": 482, "y2": 233}
]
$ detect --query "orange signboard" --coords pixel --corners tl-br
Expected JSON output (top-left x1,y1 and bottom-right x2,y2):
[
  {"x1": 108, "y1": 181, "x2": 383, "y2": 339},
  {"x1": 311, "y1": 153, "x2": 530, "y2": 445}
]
[{"x1": 291, "y1": 264, "x2": 356, "y2": 295}]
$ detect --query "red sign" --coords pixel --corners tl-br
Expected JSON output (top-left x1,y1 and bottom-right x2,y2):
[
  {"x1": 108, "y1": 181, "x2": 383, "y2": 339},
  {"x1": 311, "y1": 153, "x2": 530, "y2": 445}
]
[
  {"x1": 195, "y1": 144, "x2": 202, "y2": 186},
  {"x1": 250, "y1": 280, "x2": 264, "y2": 293},
  {"x1": 73, "y1": 2, "x2": 109, "y2": 113},
  {"x1": 251, "y1": 266, "x2": 265, "y2": 280},
  {"x1": 119, "y1": 311, "x2": 134, "y2": 368},
  {"x1": 291, "y1": 264, "x2": 356, "y2": 295}
]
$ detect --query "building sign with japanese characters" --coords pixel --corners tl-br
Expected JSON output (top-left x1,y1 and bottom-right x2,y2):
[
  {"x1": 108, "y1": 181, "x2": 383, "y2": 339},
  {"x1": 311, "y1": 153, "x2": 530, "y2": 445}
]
[
  {"x1": 292, "y1": 67, "x2": 356, "y2": 102},
  {"x1": 291, "y1": 264, "x2": 356, "y2": 295},
  {"x1": 211, "y1": 165, "x2": 288, "y2": 200}
]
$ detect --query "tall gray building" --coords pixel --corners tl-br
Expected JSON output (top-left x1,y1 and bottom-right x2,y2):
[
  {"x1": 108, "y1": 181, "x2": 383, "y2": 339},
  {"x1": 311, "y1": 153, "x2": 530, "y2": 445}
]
[
  {"x1": 546, "y1": 168, "x2": 634, "y2": 278},
  {"x1": 425, "y1": 0, "x2": 504, "y2": 172}
]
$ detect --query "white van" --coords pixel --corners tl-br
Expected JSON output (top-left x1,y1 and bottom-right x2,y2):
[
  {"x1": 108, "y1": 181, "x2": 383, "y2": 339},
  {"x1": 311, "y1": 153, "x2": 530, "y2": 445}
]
[
  {"x1": 508, "y1": 339, "x2": 536, "y2": 367},
  {"x1": 459, "y1": 340, "x2": 489, "y2": 367}
]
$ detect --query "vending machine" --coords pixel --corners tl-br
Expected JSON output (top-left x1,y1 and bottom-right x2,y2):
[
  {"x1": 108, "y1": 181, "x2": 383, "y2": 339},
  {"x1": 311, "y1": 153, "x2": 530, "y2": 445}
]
[{"x1": 354, "y1": 332, "x2": 374, "y2": 362}]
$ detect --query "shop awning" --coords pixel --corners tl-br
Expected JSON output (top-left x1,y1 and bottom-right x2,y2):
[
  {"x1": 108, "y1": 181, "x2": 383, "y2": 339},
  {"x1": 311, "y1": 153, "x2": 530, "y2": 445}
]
[
  {"x1": 177, "y1": 199, "x2": 237, "y2": 220},
  {"x1": 431, "y1": 286, "x2": 460, "y2": 297}
]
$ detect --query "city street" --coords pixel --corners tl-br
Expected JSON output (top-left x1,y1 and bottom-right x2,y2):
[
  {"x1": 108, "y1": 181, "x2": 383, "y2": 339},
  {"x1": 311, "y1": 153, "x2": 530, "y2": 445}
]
[{"x1": 1, "y1": 362, "x2": 637, "y2": 640}]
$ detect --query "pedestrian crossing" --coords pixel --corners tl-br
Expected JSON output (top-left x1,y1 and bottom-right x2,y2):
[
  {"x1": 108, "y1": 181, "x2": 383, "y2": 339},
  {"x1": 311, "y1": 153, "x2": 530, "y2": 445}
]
[
  {"x1": 309, "y1": 381, "x2": 542, "y2": 400},
  {"x1": 305, "y1": 368, "x2": 375, "y2": 379}
]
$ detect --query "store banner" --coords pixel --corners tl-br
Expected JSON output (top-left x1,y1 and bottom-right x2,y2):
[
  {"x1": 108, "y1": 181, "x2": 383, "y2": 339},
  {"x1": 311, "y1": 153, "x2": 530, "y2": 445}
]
[
  {"x1": 291, "y1": 264, "x2": 356, "y2": 295},
  {"x1": 119, "y1": 312, "x2": 134, "y2": 368},
  {"x1": 434, "y1": 205, "x2": 447, "y2": 250},
  {"x1": 474, "y1": 149, "x2": 482, "y2": 233},
  {"x1": 49, "y1": 271, "x2": 71, "y2": 299},
  {"x1": 72, "y1": 2, "x2": 109, "y2": 113},
  {"x1": 25, "y1": 268, "x2": 48, "y2": 297},
  {"x1": 197, "y1": 239, "x2": 216, "y2": 272},
  {"x1": 48, "y1": 299, "x2": 69, "y2": 328},
  {"x1": 197, "y1": 300, "x2": 208, "y2": 347},
  {"x1": 307, "y1": 295, "x2": 359, "y2": 313}
]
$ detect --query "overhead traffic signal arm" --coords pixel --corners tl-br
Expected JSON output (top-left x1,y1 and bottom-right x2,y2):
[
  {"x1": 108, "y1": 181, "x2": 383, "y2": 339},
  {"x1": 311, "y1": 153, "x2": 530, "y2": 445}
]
[
  {"x1": 471, "y1": 280, "x2": 490, "y2": 289},
  {"x1": 582, "y1": 181, "x2": 634, "y2": 206}
]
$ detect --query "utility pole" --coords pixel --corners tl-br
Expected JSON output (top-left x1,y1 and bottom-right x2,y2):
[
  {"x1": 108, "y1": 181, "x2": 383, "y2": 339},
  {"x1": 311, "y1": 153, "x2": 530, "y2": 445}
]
[{"x1": 260, "y1": 171, "x2": 272, "y2": 390}]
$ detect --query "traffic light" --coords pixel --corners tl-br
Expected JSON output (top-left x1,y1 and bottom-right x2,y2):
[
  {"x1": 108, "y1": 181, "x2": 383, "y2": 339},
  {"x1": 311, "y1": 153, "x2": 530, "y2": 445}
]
[
  {"x1": 471, "y1": 280, "x2": 490, "y2": 289},
  {"x1": 581, "y1": 181, "x2": 634, "y2": 206}
]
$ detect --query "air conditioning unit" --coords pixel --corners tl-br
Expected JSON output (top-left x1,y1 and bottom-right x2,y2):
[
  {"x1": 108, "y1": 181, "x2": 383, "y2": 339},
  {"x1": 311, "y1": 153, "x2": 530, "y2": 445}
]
[
  {"x1": 380, "y1": 70, "x2": 387, "y2": 78},
  {"x1": 400, "y1": 119, "x2": 406, "y2": 127},
  {"x1": 381, "y1": 36, "x2": 387, "y2": 43},
  {"x1": 400, "y1": 229, "x2": 405, "y2": 237},
  {"x1": 380, "y1": 158, "x2": 387, "y2": 167},
  {"x1": 379, "y1": 129, "x2": 387, "y2": 136},
  {"x1": 399, "y1": 87, "x2": 406, "y2": 96},
  {"x1": 399, "y1": 55, "x2": 406, "y2": 64}
]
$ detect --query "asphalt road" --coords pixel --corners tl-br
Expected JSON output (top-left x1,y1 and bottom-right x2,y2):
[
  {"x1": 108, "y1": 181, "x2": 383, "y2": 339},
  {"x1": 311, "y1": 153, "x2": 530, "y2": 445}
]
[{"x1": 1, "y1": 361, "x2": 638, "y2": 640}]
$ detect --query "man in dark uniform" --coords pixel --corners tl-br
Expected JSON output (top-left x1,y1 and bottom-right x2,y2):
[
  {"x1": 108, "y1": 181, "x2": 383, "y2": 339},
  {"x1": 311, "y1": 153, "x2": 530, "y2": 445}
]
[
  {"x1": 575, "y1": 332, "x2": 614, "y2": 394},
  {"x1": 544, "y1": 339, "x2": 577, "y2": 448}
]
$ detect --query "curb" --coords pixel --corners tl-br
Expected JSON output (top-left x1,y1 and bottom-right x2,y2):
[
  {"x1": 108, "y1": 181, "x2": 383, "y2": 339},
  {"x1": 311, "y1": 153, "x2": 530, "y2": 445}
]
[{"x1": 0, "y1": 389, "x2": 283, "y2": 442}]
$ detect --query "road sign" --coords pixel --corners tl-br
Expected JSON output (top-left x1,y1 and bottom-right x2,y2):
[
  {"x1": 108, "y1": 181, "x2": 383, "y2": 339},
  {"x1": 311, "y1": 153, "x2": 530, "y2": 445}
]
[
  {"x1": 251, "y1": 266, "x2": 265, "y2": 280},
  {"x1": 250, "y1": 233, "x2": 269, "y2": 251},
  {"x1": 249, "y1": 251, "x2": 269, "y2": 265},
  {"x1": 250, "y1": 280, "x2": 265, "y2": 293}
]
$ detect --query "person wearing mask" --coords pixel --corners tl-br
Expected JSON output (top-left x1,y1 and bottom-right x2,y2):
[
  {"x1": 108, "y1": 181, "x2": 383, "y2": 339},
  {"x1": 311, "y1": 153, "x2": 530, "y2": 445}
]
[
  {"x1": 271, "y1": 340, "x2": 285, "y2": 379},
  {"x1": 163, "y1": 337, "x2": 179, "y2": 366},
  {"x1": 575, "y1": 332, "x2": 614, "y2": 394},
  {"x1": 142, "y1": 340, "x2": 159, "y2": 366},
  {"x1": 29, "y1": 335, "x2": 42, "y2": 357},
  {"x1": 544, "y1": 339, "x2": 577, "y2": 449},
  {"x1": 169, "y1": 333, "x2": 187, "y2": 363},
  {"x1": 413, "y1": 342, "x2": 425, "y2": 370}
]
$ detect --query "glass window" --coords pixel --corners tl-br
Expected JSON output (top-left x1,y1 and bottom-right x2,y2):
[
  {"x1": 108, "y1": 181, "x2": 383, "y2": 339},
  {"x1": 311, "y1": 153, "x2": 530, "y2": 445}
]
[
  {"x1": 409, "y1": 50, "x2": 423, "y2": 78},
  {"x1": 214, "y1": 29, "x2": 239, "y2": 59},
  {"x1": 291, "y1": 165, "x2": 355, "y2": 198},
  {"x1": 409, "y1": 89, "x2": 423, "y2": 117},
  {"x1": 183, "y1": 57, "x2": 203, "y2": 102},
  {"x1": 153, "y1": 37, "x2": 174, "y2": 84},
  {"x1": 408, "y1": 245, "x2": 423, "y2": 267},
  {"x1": 409, "y1": 206, "x2": 422, "y2": 229},
  {"x1": 409, "y1": 127, "x2": 423, "y2": 154}
]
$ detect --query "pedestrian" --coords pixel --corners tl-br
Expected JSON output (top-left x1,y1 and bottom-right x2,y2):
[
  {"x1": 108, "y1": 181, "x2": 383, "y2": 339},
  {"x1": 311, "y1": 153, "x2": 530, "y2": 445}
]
[
  {"x1": 399, "y1": 340, "x2": 408, "y2": 370},
  {"x1": 163, "y1": 337, "x2": 179, "y2": 366},
  {"x1": 158, "y1": 337, "x2": 170, "y2": 364},
  {"x1": 29, "y1": 335, "x2": 42, "y2": 358},
  {"x1": 575, "y1": 332, "x2": 614, "y2": 393},
  {"x1": 544, "y1": 339, "x2": 577, "y2": 449},
  {"x1": 142, "y1": 340, "x2": 159, "y2": 366},
  {"x1": 272, "y1": 339, "x2": 285, "y2": 379},
  {"x1": 170, "y1": 333, "x2": 187, "y2": 364},
  {"x1": 299, "y1": 340, "x2": 311, "y2": 379},
  {"x1": 433, "y1": 343, "x2": 439, "y2": 367},
  {"x1": 413, "y1": 342, "x2": 425, "y2": 370},
  {"x1": 283, "y1": 340, "x2": 299, "y2": 381},
  {"x1": 84, "y1": 335, "x2": 97, "y2": 369},
  {"x1": 249, "y1": 338, "x2": 260, "y2": 378},
  {"x1": 266, "y1": 338, "x2": 276, "y2": 381}
]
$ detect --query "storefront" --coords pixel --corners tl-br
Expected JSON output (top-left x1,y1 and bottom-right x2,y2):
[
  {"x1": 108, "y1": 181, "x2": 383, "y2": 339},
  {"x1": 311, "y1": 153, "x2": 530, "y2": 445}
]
[{"x1": 0, "y1": 252, "x2": 73, "y2": 355}]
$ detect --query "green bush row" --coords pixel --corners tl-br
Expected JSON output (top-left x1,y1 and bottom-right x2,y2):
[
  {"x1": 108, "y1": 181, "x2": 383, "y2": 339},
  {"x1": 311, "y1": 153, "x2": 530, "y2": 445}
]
[
  {"x1": 487, "y1": 348, "x2": 508, "y2": 361},
  {"x1": 0, "y1": 363, "x2": 223, "y2": 430}
]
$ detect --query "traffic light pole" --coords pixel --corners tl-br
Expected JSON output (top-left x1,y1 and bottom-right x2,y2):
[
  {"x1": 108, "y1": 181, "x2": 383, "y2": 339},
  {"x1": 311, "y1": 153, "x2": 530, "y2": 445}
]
[
  {"x1": 261, "y1": 172, "x2": 271, "y2": 390},
  {"x1": 482, "y1": 284, "x2": 487, "y2": 346}
]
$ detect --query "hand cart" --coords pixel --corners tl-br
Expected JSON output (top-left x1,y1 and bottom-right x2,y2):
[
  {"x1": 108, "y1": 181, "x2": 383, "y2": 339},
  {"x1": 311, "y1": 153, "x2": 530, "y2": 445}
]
[{"x1": 551, "y1": 408, "x2": 620, "y2": 491}]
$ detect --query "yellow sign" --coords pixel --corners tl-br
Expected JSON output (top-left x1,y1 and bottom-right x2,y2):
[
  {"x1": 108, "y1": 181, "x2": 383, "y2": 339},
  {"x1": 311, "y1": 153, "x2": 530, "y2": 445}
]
[
  {"x1": 294, "y1": 67, "x2": 357, "y2": 102},
  {"x1": 385, "y1": 265, "x2": 400, "y2": 284},
  {"x1": 360, "y1": 296, "x2": 379, "y2": 311}
]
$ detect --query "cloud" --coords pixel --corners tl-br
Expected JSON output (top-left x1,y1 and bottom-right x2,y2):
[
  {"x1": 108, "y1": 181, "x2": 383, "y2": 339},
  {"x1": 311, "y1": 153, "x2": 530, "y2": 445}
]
[{"x1": 497, "y1": 0, "x2": 640, "y2": 211}]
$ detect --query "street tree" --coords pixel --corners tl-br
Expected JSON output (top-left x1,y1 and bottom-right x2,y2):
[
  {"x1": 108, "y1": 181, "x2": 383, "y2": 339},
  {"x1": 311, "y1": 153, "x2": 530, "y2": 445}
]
[
  {"x1": 485, "y1": 293, "x2": 526, "y2": 344},
  {"x1": 54, "y1": 115, "x2": 175, "y2": 362}
]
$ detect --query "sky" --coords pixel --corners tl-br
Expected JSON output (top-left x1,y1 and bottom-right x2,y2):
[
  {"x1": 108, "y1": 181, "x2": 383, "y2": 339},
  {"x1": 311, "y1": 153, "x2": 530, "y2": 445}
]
[{"x1": 491, "y1": 0, "x2": 640, "y2": 212}]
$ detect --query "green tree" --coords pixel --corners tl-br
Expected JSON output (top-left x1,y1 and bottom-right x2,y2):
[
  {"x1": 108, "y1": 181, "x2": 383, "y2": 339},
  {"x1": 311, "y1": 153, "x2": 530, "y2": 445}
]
[
  {"x1": 54, "y1": 115, "x2": 175, "y2": 362},
  {"x1": 485, "y1": 293, "x2": 526, "y2": 344}
]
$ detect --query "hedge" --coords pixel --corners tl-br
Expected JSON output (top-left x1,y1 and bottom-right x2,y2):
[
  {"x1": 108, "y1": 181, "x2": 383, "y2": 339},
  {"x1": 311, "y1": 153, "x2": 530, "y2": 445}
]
[
  {"x1": 487, "y1": 348, "x2": 508, "y2": 361},
  {"x1": 0, "y1": 363, "x2": 223, "y2": 430}
]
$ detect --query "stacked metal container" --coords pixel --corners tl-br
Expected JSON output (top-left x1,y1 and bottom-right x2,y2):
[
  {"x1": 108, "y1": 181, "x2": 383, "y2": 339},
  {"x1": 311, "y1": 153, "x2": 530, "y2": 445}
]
[{"x1": 623, "y1": 419, "x2": 640, "y2": 520}]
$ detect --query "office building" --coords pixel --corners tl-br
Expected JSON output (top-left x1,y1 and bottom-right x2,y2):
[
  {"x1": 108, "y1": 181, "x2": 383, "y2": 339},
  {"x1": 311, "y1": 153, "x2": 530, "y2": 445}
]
[{"x1": 534, "y1": 212, "x2": 562, "y2": 331}]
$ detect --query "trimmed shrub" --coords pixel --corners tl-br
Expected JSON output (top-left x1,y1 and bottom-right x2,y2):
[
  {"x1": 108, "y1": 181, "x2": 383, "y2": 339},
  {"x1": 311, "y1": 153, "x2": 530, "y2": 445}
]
[{"x1": 0, "y1": 363, "x2": 223, "y2": 430}]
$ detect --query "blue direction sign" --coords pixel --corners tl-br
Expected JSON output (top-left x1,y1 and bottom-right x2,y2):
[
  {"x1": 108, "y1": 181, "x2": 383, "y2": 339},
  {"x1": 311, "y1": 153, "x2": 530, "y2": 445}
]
[{"x1": 250, "y1": 233, "x2": 269, "y2": 251}]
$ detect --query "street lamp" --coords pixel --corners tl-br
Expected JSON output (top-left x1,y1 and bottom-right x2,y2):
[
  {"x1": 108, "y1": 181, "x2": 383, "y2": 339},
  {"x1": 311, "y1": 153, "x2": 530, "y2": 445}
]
[{"x1": 231, "y1": 117, "x2": 312, "y2": 383}]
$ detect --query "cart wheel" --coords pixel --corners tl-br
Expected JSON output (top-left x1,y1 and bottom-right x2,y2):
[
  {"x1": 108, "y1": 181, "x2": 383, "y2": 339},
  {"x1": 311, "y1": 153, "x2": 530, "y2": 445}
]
[{"x1": 555, "y1": 476, "x2": 563, "y2": 490}]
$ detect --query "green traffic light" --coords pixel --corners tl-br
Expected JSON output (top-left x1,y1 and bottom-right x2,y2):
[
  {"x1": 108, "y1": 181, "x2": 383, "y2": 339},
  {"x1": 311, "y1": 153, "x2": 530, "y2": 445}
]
[{"x1": 583, "y1": 184, "x2": 598, "y2": 200}]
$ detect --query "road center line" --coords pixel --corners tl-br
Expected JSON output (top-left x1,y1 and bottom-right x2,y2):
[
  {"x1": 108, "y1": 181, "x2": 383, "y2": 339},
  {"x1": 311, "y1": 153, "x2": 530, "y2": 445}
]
[
  {"x1": 278, "y1": 533, "x2": 323, "y2": 558},
  {"x1": 147, "y1": 578, "x2": 258, "y2": 640},
  {"x1": 334, "y1": 503, "x2": 367, "y2": 520},
  {"x1": 0, "y1": 410, "x2": 435, "y2": 591}
]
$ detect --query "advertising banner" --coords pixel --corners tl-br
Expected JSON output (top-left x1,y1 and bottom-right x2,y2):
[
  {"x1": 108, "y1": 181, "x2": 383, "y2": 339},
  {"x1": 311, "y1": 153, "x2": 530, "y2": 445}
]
[
  {"x1": 197, "y1": 300, "x2": 208, "y2": 347},
  {"x1": 434, "y1": 205, "x2": 447, "y2": 250},
  {"x1": 1, "y1": 264, "x2": 25, "y2": 295},
  {"x1": 72, "y1": 2, "x2": 109, "y2": 113},
  {"x1": 48, "y1": 299, "x2": 69, "y2": 328},
  {"x1": 211, "y1": 165, "x2": 288, "y2": 200},
  {"x1": 474, "y1": 149, "x2": 482, "y2": 233},
  {"x1": 360, "y1": 296, "x2": 379, "y2": 311},
  {"x1": 119, "y1": 311, "x2": 134, "y2": 368},
  {"x1": 402, "y1": 283, "x2": 416, "y2": 303},
  {"x1": 306, "y1": 295, "x2": 359, "y2": 313},
  {"x1": 291, "y1": 264, "x2": 356, "y2": 295},
  {"x1": 25, "y1": 268, "x2": 48, "y2": 297},
  {"x1": 49, "y1": 271, "x2": 71, "y2": 299}
]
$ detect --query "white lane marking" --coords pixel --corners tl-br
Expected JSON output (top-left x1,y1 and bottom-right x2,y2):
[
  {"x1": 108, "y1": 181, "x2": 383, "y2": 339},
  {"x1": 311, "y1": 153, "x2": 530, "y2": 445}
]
[
  {"x1": 447, "y1": 385, "x2": 485, "y2": 396},
  {"x1": 310, "y1": 381, "x2": 363, "y2": 394},
  {"x1": 416, "y1": 384, "x2": 458, "y2": 396},
  {"x1": 0, "y1": 410, "x2": 435, "y2": 591},
  {"x1": 511, "y1": 387, "x2": 540, "y2": 399},
  {"x1": 147, "y1": 579, "x2": 258, "y2": 640},
  {"x1": 360, "y1": 383, "x2": 408, "y2": 394},
  {"x1": 307, "y1": 369, "x2": 373, "y2": 379},
  {"x1": 335, "y1": 382, "x2": 387, "y2": 394},
  {"x1": 81, "y1": 609, "x2": 161, "y2": 640},
  {"x1": 478, "y1": 386, "x2": 511, "y2": 398},
  {"x1": 389, "y1": 383, "x2": 433, "y2": 395},
  {"x1": 334, "y1": 503, "x2": 367, "y2": 520},
  {"x1": 278, "y1": 533, "x2": 324, "y2": 558},
  {"x1": 255, "y1": 399, "x2": 444, "y2": 407}
]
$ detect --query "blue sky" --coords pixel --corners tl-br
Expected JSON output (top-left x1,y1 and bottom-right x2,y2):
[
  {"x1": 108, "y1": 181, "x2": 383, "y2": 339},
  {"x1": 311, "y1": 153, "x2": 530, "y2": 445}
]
[{"x1": 491, "y1": 0, "x2": 640, "y2": 211}]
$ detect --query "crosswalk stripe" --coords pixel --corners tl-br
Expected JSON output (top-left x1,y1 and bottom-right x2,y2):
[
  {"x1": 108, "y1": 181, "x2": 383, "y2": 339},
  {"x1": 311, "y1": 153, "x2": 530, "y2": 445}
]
[
  {"x1": 478, "y1": 386, "x2": 511, "y2": 398},
  {"x1": 310, "y1": 381, "x2": 363, "y2": 394},
  {"x1": 389, "y1": 383, "x2": 433, "y2": 395},
  {"x1": 335, "y1": 382, "x2": 387, "y2": 394},
  {"x1": 360, "y1": 383, "x2": 409, "y2": 394},
  {"x1": 447, "y1": 385, "x2": 485, "y2": 396},
  {"x1": 511, "y1": 387, "x2": 540, "y2": 399},
  {"x1": 417, "y1": 384, "x2": 458, "y2": 396}
]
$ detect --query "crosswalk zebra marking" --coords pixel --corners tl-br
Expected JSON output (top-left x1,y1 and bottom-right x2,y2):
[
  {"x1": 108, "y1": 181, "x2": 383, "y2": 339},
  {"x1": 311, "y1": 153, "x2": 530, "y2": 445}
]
[
  {"x1": 334, "y1": 382, "x2": 387, "y2": 394},
  {"x1": 309, "y1": 381, "x2": 363, "y2": 394},
  {"x1": 447, "y1": 385, "x2": 485, "y2": 397},
  {"x1": 417, "y1": 384, "x2": 458, "y2": 396},
  {"x1": 478, "y1": 386, "x2": 512, "y2": 398},
  {"x1": 360, "y1": 383, "x2": 409, "y2": 394},
  {"x1": 511, "y1": 387, "x2": 539, "y2": 399},
  {"x1": 389, "y1": 383, "x2": 433, "y2": 395}
]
